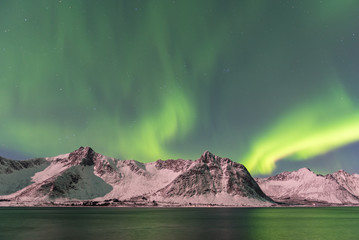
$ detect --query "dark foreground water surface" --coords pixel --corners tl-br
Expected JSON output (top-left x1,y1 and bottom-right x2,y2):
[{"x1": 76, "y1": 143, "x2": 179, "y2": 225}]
[{"x1": 0, "y1": 207, "x2": 359, "y2": 240}]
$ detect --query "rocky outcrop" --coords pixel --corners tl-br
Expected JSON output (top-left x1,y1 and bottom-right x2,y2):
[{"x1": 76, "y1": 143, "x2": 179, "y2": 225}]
[{"x1": 68, "y1": 146, "x2": 96, "y2": 166}]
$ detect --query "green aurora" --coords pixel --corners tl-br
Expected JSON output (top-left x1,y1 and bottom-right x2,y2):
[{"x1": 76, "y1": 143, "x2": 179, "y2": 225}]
[
  {"x1": 243, "y1": 82, "x2": 359, "y2": 174},
  {"x1": 1, "y1": 0, "x2": 359, "y2": 175}
]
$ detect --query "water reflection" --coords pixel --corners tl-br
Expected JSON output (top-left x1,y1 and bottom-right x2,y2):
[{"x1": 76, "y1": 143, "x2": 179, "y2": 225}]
[
  {"x1": 247, "y1": 207, "x2": 359, "y2": 240},
  {"x1": 0, "y1": 207, "x2": 359, "y2": 240}
]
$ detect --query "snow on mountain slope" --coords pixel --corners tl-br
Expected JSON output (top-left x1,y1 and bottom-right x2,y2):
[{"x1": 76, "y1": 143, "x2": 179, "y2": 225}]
[
  {"x1": 256, "y1": 168, "x2": 359, "y2": 204},
  {"x1": 94, "y1": 159, "x2": 192, "y2": 201},
  {"x1": 4, "y1": 147, "x2": 359, "y2": 207},
  {"x1": 150, "y1": 151, "x2": 273, "y2": 206},
  {"x1": 0, "y1": 147, "x2": 275, "y2": 206},
  {"x1": 0, "y1": 157, "x2": 50, "y2": 195},
  {"x1": 330, "y1": 170, "x2": 359, "y2": 197},
  {"x1": 2, "y1": 147, "x2": 112, "y2": 201},
  {"x1": 39, "y1": 165, "x2": 112, "y2": 200}
]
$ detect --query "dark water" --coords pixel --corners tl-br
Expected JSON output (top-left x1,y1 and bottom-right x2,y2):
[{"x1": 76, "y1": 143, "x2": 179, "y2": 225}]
[{"x1": 0, "y1": 207, "x2": 359, "y2": 240}]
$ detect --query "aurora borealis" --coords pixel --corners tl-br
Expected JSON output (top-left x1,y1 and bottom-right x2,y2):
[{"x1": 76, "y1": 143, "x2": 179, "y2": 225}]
[{"x1": 1, "y1": 0, "x2": 359, "y2": 176}]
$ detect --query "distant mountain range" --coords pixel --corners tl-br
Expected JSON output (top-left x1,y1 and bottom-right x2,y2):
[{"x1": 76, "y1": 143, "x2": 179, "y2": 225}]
[
  {"x1": 256, "y1": 168, "x2": 359, "y2": 205},
  {"x1": 0, "y1": 147, "x2": 358, "y2": 207}
]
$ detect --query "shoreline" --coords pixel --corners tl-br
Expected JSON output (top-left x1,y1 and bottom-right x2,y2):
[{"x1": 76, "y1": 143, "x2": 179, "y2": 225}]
[{"x1": 1, "y1": 200, "x2": 359, "y2": 208}]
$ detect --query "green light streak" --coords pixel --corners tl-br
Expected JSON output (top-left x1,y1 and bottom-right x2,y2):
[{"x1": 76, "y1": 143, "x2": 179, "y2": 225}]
[
  {"x1": 0, "y1": 0, "x2": 224, "y2": 161},
  {"x1": 243, "y1": 83, "x2": 359, "y2": 174},
  {"x1": 2, "y1": 0, "x2": 359, "y2": 175}
]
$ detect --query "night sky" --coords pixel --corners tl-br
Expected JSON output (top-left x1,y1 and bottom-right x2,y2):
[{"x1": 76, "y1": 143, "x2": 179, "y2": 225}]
[{"x1": 1, "y1": 0, "x2": 359, "y2": 176}]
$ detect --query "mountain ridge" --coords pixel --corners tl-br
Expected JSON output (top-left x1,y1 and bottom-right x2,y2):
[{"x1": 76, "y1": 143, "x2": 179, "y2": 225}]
[
  {"x1": 256, "y1": 167, "x2": 359, "y2": 205},
  {"x1": 0, "y1": 147, "x2": 275, "y2": 207},
  {"x1": 2, "y1": 147, "x2": 359, "y2": 207}
]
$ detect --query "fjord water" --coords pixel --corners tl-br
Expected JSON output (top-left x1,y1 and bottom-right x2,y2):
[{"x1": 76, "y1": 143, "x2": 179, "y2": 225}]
[{"x1": 0, "y1": 207, "x2": 358, "y2": 240}]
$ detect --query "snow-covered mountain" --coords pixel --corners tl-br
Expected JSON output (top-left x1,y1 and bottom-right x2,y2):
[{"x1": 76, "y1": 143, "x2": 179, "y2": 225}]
[
  {"x1": 330, "y1": 170, "x2": 359, "y2": 197},
  {"x1": 0, "y1": 147, "x2": 274, "y2": 207},
  {"x1": 256, "y1": 168, "x2": 359, "y2": 205},
  {"x1": 148, "y1": 151, "x2": 273, "y2": 206}
]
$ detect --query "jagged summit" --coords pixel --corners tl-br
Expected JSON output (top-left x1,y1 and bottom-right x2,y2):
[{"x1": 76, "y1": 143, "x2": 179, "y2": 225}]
[
  {"x1": 199, "y1": 150, "x2": 216, "y2": 163},
  {"x1": 329, "y1": 169, "x2": 350, "y2": 179},
  {"x1": 297, "y1": 167, "x2": 312, "y2": 172},
  {"x1": 71, "y1": 146, "x2": 94, "y2": 154},
  {"x1": 333, "y1": 169, "x2": 348, "y2": 174},
  {"x1": 66, "y1": 146, "x2": 96, "y2": 166},
  {"x1": 295, "y1": 167, "x2": 321, "y2": 176},
  {"x1": 201, "y1": 150, "x2": 213, "y2": 157},
  {"x1": 198, "y1": 150, "x2": 228, "y2": 164},
  {"x1": 52, "y1": 146, "x2": 99, "y2": 166}
]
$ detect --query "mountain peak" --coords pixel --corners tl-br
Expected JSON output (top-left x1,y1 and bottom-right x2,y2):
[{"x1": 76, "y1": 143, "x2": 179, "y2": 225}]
[
  {"x1": 296, "y1": 167, "x2": 312, "y2": 173},
  {"x1": 68, "y1": 146, "x2": 96, "y2": 166},
  {"x1": 199, "y1": 150, "x2": 217, "y2": 163},
  {"x1": 332, "y1": 169, "x2": 350, "y2": 177},
  {"x1": 202, "y1": 150, "x2": 213, "y2": 157},
  {"x1": 71, "y1": 146, "x2": 94, "y2": 155}
]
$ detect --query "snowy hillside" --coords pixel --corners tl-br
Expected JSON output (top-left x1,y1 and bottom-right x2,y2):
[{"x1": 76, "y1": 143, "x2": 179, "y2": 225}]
[
  {"x1": 0, "y1": 147, "x2": 274, "y2": 207},
  {"x1": 256, "y1": 168, "x2": 359, "y2": 205}
]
